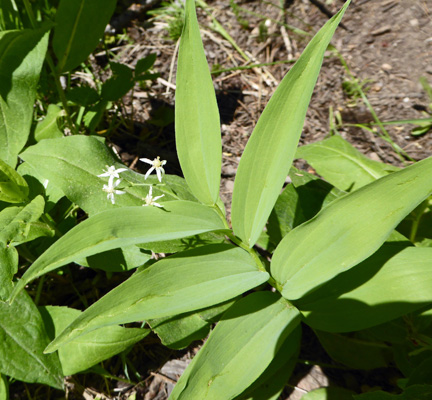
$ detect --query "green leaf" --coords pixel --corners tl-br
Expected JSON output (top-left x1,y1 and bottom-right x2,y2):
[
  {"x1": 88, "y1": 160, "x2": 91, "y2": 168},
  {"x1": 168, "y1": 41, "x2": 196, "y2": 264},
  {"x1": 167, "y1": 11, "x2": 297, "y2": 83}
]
[
  {"x1": 0, "y1": 157, "x2": 28, "y2": 203},
  {"x1": 45, "y1": 244, "x2": 268, "y2": 353},
  {"x1": 66, "y1": 85, "x2": 100, "y2": 106},
  {"x1": 34, "y1": 104, "x2": 64, "y2": 142},
  {"x1": 267, "y1": 169, "x2": 343, "y2": 247},
  {"x1": 0, "y1": 0, "x2": 22, "y2": 30},
  {"x1": 149, "y1": 299, "x2": 236, "y2": 350},
  {"x1": 235, "y1": 326, "x2": 301, "y2": 400},
  {"x1": 0, "y1": 241, "x2": 17, "y2": 300},
  {"x1": 39, "y1": 305, "x2": 149, "y2": 375},
  {"x1": 0, "y1": 27, "x2": 50, "y2": 167},
  {"x1": 406, "y1": 356, "x2": 432, "y2": 387},
  {"x1": 271, "y1": 156, "x2": 432, "y2": 300},
  {"x1": 0, "y1": 195, "x2": 45, "y2": 244},
  {"x1": 101, "y1": 63, "x2": 134, "y2": 101},
  {"x1": 9, "y1": 200, "x2": 227, "y2": 302},
  {"x1": 297, "y1": 244, "x2": 432, "y2": 332},
  {"x1": 230, "y1": 1, "x2": 351, "y2": 247},
  {"x1": 175, "y1": 0, "x2": 221, "y2": 205},
  {"x1": 295, "y1": 135, "x2": 399, "y2": 192},
  {"x1": 0, "y1": 290, "x2": 63, "y2": 389},
  {"x1": 0, "y1": 373, "x2": 7, "y2": 400},
  {"x1": 169, "y1": 292, "x2": 301, "y2": 400},
  {"x1": 354, "y1": 385, "x2": 432, "y2": 400},
  {"x1": 302, "y1": 387, "x2": 355, "y2": 400},
  {"x1": 314, "y1": 330, "x2": 392, "y2": 370},
  {"x1": 17, "y1": 161, "x2": 64, "y2": 214},
  {"x1": 53, "y1": 0, "x2": 116, "y2": 73},
  {"x1": 78, "y1": 245, "x2": 151, "y2": 272},
  {"x1": 149, "y1": 312, "x2": 210, "y2": 350},
  {"x1": 135, "y1": 53, "x2": 157, "y2": 76},
  {"x1": 20, "y1": 135, "x2": 196, "y2": 215}
]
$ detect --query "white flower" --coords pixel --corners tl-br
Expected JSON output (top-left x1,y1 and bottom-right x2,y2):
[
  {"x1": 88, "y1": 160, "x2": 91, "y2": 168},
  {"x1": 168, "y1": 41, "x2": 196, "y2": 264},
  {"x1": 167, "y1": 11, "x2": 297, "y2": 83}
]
[
  {"x1": 140, "y1": 156, "x2": 167, "y2": 182},
  {"x1": 102, "y1": 179, "x2": 125, "y2": 204},
  {"x1": 98, "y1": 165, "x2": 128, "y2": 186},
  {"x1": 143, "y1": 186, "x2": 164, "y2": 208}
]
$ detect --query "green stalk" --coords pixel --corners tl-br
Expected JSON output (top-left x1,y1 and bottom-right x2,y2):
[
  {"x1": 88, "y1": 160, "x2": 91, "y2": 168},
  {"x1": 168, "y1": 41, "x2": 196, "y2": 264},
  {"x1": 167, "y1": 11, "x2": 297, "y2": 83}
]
[{"x1": 211, "y1": 204, "x2": 282, "y2": 291}]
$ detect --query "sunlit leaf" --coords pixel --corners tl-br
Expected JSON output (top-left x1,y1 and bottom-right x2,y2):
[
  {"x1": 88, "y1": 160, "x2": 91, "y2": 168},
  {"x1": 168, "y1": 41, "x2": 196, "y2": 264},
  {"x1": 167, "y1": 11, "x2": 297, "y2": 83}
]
[
  {"x1": 45, "y1": 244, "x2": 268, "y2": 353},
  {"x1": 231, "y1": 1, "x2": 351, "y2": 247},
  {"x1": 9, "y1": 201, "x2": 227, "y2": 302},
  {"x1": 170, "y1": 292, "x2": 301, "y2": 400},
  {"x1": 0, "y1": 27, "x2": 49, "y2": 167},
  {"x1": 272, "y1": 156, "x2": 432, "y2": 300},
  {"x1": 175, "y1": 0, "x2": 221, "y2": 205},
  {"x1": 295, "y1": 135, "x2": 399, "y2": 191}
]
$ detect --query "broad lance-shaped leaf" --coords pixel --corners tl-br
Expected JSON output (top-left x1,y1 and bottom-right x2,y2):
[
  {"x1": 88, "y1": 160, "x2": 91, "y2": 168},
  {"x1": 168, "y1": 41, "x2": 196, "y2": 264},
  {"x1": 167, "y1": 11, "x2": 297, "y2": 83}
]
[
  {"x1": 296, "y1": 244, "x2": 432, "y2": 332},
  {"x1": 0, "y1": 290, "x2": 63, "y2": 389},
  {"x1": 20, "y1": 135, "x2": 197, "y2": 216},
  {"x1": 295, "y1": 135, "x2": 399, "y2": 192},
  {"x1": 175, "y1": 0, "x2": 221, "y2": 205},
  {"x1": 169, "y1": 292, "x2": 301, "y2": 400},
  {"x1": 39, "y1": 306, "x2": 149, "y2": 376},
  {"x1": 0, "y1": 195, "x2": 45, "y2": 244},
  {"x1": 53, "y1": 0, "x2": 116, "y2": 72},
  {"x1": 0, "y1": 27, "x2": 49, "y2": 167},
  {"x1": 271, "y1": 156, "x2": 432, "y2": 300},
  {"x1": 0, "y1": 157, "x2": 28, "y2": 203},
  {"x1": 45, "y1": 244, "x2": 269, "y2": 353},
  {"x1": 9, "y1": 201, "x2": 227, "y2": 303},
  {"x1": 231, "y1": 1, "x2": 351, "y2": 247}
]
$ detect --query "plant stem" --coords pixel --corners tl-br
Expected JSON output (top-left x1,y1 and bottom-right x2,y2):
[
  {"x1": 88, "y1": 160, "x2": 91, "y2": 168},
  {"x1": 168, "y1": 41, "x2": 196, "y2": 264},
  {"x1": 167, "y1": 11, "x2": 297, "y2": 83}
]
[{"x1": 225, "y1": 231, "x2": 282, "y2": 291}]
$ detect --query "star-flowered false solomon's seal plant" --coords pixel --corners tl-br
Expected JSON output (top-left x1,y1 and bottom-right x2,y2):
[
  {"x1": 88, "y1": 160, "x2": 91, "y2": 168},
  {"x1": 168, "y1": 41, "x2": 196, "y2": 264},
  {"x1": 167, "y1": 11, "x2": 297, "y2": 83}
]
[{"x1": 4, "y1": 0, "x2": 432, "y2": 397}]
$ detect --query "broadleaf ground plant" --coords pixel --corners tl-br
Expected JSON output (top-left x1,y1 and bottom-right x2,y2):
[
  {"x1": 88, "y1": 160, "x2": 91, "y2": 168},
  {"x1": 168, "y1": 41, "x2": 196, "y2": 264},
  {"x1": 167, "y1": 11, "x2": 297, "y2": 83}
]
[{"x1": 2, "y1": 0, "x2": 432, "y2": 398}]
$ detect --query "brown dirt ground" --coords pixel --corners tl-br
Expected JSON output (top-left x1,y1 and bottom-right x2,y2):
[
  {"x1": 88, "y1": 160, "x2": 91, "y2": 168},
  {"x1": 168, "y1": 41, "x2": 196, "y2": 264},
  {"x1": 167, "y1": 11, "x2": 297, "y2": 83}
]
[{"x1": 65, "y1": 0, "x2": 432, "y2": 398}]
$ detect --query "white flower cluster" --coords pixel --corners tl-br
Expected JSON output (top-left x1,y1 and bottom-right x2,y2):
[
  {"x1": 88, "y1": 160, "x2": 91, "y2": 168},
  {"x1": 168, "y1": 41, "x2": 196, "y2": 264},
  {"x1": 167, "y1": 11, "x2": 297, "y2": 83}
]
[{"x1": 98, "y1": 156, "x2": 166, "y2": 207}]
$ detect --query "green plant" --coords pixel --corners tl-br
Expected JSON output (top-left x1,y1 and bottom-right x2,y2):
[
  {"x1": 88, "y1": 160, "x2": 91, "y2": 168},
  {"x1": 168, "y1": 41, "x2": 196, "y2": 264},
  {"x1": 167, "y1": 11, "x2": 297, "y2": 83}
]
[{"x1": 2, "y1": 0, "x2": 432, "y2": 398}]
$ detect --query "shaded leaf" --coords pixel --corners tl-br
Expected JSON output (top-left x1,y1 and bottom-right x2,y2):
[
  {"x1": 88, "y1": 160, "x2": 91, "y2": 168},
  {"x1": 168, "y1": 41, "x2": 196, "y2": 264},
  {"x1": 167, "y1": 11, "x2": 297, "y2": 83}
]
[
  {"x1": 354, "y1": 384, "x2": 432, "y2": 400},
  {"x1": 0, "y1": 241, "x2": 17, "y2": 300},
  {"x1": 76, "y1": 245, "x2": 151, "y2": 272},
  {"x1": 235, "y1": 326, "x2": 301, "y2": 400},
  {"x1": 53, "y1": 0, "x2": 116, "y2": 72},
  {"x1": 314, "y1": 329, "x2": 392, "y2": 370},
  {"x1": 40, "y1": 306, "x2": 149, "y2": 375},
  {"x1": 0, "y1": 195, "x2": 45, "y2": 244},
  {"x1": 149, "y1": 299, "x2": 236, "y2": 350},
  {"x1": 302, "y1": 387, "x2": 355, "y2": 400},
  {"x1": 0, "y1": 157, "x2": 28, "y2": 203},
  {"x1": 0, "y1": 290, "x2": 63, "y2": 388}
]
